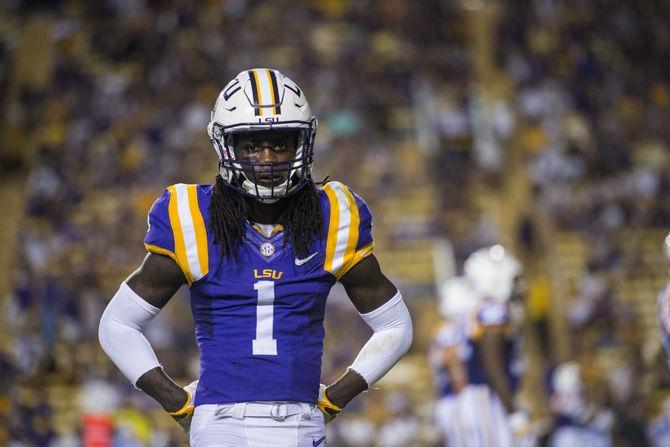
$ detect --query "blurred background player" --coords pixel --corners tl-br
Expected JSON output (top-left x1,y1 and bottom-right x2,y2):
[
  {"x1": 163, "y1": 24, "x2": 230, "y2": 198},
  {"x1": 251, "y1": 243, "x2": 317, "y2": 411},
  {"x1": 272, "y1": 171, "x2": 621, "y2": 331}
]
[
  {"x1": 430, "y1": 275, "x2": 483, "y2": 446},
  {"x1": 649, "y1": 232, "x2": 670, "y2": 447},
  {"x1": 430, "y1": 245, "x2": 530, "y2": 447},
  {"x1": 543, "y1": 361, "x2": 613, "y2": 447},
  {"x1": 657, "y1": 232, "x2": 670, "y2": 366},
  {"x1": 464, "y1": 245, "x2": 530, "y2": 446},
  {"x1": 98, "y1": 69, "x2": 413, "y2": 446}
]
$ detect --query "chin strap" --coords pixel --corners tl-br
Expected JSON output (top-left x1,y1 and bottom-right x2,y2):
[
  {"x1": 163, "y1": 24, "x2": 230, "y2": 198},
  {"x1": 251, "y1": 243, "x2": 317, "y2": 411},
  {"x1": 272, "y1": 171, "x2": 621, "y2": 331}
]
[{"x1": 241, "y1": 178, "x2": 289, "y2": 203}]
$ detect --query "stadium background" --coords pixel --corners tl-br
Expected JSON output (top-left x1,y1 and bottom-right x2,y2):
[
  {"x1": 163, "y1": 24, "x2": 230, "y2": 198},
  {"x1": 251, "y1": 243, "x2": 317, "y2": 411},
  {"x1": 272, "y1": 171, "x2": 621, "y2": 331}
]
[{"x1": 1, "y1": 0, "x2": 669, "y2": 445}]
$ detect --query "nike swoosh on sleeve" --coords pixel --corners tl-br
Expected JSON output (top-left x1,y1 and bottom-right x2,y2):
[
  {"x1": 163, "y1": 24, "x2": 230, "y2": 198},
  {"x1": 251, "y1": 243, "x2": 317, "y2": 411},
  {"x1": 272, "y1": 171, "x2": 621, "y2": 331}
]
[
  {"x1": 295, "y1": 252, "x2": 318, "y2": 265},
  {"x1": 312, "y1": 436, "x2": 326, "y2": 447}
]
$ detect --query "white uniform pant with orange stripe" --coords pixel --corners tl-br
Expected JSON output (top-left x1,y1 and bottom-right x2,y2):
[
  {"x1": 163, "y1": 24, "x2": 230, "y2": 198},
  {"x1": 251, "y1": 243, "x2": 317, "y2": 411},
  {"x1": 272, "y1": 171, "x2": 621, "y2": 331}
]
[
  {"x1": 435, "y1": 384, "x2": 512, "y2": 447},
  {"x1": 189, "y1": 402, "x2": 326, "y2": 447}
]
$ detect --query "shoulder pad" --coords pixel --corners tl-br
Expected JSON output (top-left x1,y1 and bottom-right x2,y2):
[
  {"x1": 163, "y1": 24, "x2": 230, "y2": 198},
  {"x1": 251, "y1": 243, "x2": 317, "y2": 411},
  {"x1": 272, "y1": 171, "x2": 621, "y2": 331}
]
[
  {"x1": 320, "y1": 181, "x2": 374, "y2": 278},
  {"x1": 144, "y1": 184, "x2": 209, "y2": 285}
]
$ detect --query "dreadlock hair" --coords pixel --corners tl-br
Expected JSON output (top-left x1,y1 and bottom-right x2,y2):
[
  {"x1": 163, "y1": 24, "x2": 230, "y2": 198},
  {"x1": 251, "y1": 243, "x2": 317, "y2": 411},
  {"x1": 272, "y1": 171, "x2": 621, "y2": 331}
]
[{"x1": 209, "y1": 174, "x2": 323, "y2": 258}]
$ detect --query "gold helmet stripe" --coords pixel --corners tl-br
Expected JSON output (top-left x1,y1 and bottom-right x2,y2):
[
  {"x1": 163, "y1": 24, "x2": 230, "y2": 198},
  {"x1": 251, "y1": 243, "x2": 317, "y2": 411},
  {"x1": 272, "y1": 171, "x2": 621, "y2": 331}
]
[
  {"x1": 247, "y1": 69, "x2": 263, "y2": 116},
  {"x1": 267, "y1": 69, "x2": 282, "y2": 115}
]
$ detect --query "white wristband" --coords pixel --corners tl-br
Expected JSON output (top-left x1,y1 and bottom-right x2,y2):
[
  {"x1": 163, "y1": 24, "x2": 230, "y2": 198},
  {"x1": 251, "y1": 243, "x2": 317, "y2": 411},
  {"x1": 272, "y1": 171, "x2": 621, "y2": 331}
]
[
  {"x1": 349, "y1": 292, "x2": 413, "y2": 386},
  {"x1": 98, "y1": 282, "x2": 162, "y2": 387}
]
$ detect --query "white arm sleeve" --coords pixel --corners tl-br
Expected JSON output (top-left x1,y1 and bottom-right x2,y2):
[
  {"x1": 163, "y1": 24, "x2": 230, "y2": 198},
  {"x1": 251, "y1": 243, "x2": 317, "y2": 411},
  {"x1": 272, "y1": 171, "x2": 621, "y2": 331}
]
[
  {"x1": 348, "y1": 292, "x2": 413, "y2": 386},
  {"x1": 98, "y1": 282, "x2": 162, "y2": 387}
]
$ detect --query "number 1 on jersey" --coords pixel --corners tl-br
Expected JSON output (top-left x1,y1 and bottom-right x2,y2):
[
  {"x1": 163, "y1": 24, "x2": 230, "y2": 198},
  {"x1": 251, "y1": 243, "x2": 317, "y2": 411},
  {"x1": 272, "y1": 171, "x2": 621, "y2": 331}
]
[{"x1": 253, "y1": 281, "x2": 278, "y2": 355}]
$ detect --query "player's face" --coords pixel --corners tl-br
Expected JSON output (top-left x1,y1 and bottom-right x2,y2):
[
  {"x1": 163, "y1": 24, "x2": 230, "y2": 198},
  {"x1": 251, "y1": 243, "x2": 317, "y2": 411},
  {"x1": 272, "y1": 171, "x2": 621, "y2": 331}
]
[{"x1": 235, "y1": 130, "x2": 298, "y2": 187}]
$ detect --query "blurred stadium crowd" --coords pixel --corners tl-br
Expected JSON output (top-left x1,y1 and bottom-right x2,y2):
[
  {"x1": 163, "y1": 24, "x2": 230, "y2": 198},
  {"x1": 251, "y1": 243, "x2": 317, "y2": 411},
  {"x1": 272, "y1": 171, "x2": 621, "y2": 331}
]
[{"x1": 1, "y1": 0, "x2": 670, "y2": 446}]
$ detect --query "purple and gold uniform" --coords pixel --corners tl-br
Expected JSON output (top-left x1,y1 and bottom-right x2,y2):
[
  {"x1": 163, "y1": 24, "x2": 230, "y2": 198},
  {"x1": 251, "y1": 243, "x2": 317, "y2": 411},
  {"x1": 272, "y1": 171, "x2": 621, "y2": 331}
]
[
  {"x1": 431, "y1": 300, "x2": 522, "y2": 397},
  {"x1": 430, "y1": 319, "x2": 470, "y2": 397},
  {"x1": 144, "y1": 181, "x2": 373, "y2": 405},
  {"x1": 431, "y1": 299, "x2": 522, "y2": 447},
  {"x1": 469, "y1": 299, "x2": 523, "y2": 393}
]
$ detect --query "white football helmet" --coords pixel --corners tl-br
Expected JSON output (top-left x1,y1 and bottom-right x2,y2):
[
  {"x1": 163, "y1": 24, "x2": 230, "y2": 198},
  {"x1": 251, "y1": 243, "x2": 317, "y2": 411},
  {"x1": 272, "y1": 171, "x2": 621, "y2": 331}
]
[
  {"x1": 207, "y1": 68, "x2": 317, "y2": 202},
  {"x1": 549, "y1": 361, "x2": 592, "y2": 422},
  {"x1": 438, "y1": 276, "x2": 480, "y2": 320},
  {"x1": 464, "y1": 244, "x2": 522, "y2": 303},
  {"x1": 551, "y1": 361, "x2": 583, "y2": 395}
]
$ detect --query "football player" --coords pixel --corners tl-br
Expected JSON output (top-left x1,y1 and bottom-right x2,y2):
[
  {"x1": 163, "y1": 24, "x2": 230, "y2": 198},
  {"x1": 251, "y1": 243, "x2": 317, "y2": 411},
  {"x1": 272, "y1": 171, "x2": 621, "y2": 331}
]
[
  {"x1": 430, "y1": 275, "x2": 481, "y2": 446},
  {"x1": 461, "y1": 245, "x2": 529, "y2": 446},
  {"x1": 98, "y1": 69, "x2": 413, "y2": 446},
  {"x1": 653, "y1": 233, "x2": 670, "y2": 447},
  {"x1": 544, "y1": 362, "x2": 613, "y2": 447}
]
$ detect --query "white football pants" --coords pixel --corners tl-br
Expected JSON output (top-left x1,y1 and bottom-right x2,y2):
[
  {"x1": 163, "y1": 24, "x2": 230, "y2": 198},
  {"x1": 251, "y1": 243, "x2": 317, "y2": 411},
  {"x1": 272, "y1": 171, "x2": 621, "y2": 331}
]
[
  {"x1": 434, "y1": 384, "x2": 513, "y2": 447},
  {"x1": 189, "y1": 401, "x2": 326, "y2": 447},
  {"x1": 549, "y1": 426, "x2": 612, "y2": 447}
]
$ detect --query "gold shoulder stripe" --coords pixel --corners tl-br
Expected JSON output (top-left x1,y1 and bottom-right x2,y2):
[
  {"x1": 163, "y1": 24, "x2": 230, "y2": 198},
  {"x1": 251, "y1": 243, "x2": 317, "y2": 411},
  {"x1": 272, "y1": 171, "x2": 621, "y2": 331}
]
[
  {"x1": 322, "y1": 182, "x2": 367, "y2": 278},
  {"x1": 187, "y1": 185, "x2": 209, "y2": 278},
  {"x1": 323, "y1": 183, "x2": 340, "y2": 274},
  {"x1": 166, "y1": 185, "x2": 194, "y2": 285},
  {"x1": 340, "y1": 186, "x2": 360, "y2": 276},
  {"x1": 342, "y1": 186, "x2": 361, "y2": 263}
]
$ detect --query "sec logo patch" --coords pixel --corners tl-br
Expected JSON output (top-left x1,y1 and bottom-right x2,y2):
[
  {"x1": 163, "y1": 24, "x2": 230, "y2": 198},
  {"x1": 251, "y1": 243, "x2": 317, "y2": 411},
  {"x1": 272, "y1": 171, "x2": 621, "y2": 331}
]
[{"x1": 260, "y1": 242, "x2": 275, "y2": 257}]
